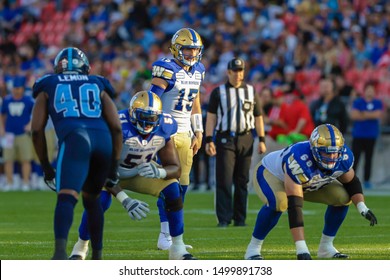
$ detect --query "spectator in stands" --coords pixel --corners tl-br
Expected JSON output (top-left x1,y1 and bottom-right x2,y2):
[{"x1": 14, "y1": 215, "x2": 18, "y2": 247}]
[
  {"x1": 310, "y1": 76, "x2": 349, "y2": 133},
  {"x1": 350, "y1": 81, "x2": 384, "y2": 189},
  {"x1": 270, "y1": 89, "x2": 314, "y2": 146},
  {"x1": 0, "y1": 76, "x2": 34, "y2": 191}
]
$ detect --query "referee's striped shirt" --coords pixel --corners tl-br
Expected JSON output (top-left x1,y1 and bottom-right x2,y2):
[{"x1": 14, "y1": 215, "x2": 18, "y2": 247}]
[{"x1": 207, "y1": 82, "x2": 262, "y2": 134}]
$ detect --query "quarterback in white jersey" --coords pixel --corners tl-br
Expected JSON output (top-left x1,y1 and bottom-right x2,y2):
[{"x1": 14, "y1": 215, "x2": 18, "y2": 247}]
[
  {"x1": 149, "y1": 28, "x2": 206, "y2": 249},
  {"x1": 70, "y1": 91, "x2": 196, "y2": 260}
]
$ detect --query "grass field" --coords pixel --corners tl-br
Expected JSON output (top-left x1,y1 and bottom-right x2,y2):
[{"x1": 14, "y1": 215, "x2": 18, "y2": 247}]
[{"x1": 0, "y1": 190, "x2": 389, "y2": 260}]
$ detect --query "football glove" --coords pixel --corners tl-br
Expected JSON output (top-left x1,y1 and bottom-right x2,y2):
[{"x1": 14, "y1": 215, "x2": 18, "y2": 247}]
[
  {"x1": 106, "y1": 159, "x2": 120, "y2": 188},
  {"x1": 137, "y1": 162, "x2": 166, "y2": 179},
  {"x1": 42, "y1": 164, "x2": 56, "y2": 192},
  {"x1": 297, "y1": 253, "x2": 312, "y2": 260},
  {"x1": 122, "y1": 197, "x2": 150, "y2": 220},
  {"x1": 361, "y1": 209, "x2": 378, "y2": 226}
]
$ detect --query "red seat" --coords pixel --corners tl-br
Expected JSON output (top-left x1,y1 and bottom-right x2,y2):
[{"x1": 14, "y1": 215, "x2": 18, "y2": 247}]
[
  {"x1": 32, "y1": 22, "x2": 43, "y2": 33},
  {"x1": 21, "y1": 22, "x2": 34, "y2": 34},
  {"x1": 41, "y1": 2, "x2": 56, "y2": 22}
]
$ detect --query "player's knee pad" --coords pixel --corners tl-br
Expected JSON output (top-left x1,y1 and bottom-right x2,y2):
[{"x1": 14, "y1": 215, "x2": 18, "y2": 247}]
[
  {"x1": 165, "y1": 197, "x2": 183, "y2": 212},
  {"x1": 161, "y1": 182, "x2": 183, "y2": 212}
]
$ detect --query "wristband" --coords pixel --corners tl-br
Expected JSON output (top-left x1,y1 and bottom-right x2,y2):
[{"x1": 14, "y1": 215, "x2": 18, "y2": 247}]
[
  {"x1": 116, "y1": 191, "x2": 129, "y2": 203},
  {"x1": 258, "y1": 136, "x2": 266, "y2": 143},
  {"x1": 158, "y1": 168, "x2": 167, "y2": 179},
  {"x1": 205, "y1": 136, "x2": 213, "y2": 143},
  {"x1": 357, "y1": 201, "x2": 368, "y2": 214},
  {"x1": 191, "y1": 113, "x2": 203, "y2": 133}
]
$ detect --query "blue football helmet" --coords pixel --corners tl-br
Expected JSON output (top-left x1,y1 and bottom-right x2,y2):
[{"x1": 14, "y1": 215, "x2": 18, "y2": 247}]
[
  {"x1": 309, "y1": 124, "x2": 345, "y2": 170},
  {"x1": 54, "y1": 47, "x2": 90, "y2": 74},
  {"x1": 129, "y1": 91, "x2": 162, "y2": 135},
  {"x1": 169, "y1": 28, "x2": 203, "y2": 66}
]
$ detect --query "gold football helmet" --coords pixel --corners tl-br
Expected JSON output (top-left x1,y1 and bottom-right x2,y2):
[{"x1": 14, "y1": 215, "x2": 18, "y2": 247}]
[
  {"x1": 309, "y1": 124, "x2": 345, "y2": 170},
  {"x1": 129, "y1": 91, "x2": 162, "y2": 135},
  {"x1": 169, "y1": 28, "x2": 203, "y2": 66}
]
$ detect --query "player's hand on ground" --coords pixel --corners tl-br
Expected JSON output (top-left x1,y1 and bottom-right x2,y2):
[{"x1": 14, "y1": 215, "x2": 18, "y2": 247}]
[
  {"x1": 361, "y1": 209, "x2": 378, "y2": 226},
  {"x1": 122, "y1": 197, "x2": 150, "y2": 220}
]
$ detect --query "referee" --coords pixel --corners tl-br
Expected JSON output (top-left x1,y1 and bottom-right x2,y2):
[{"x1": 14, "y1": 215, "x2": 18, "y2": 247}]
[{"x1": 205, "y1": 58, "x2": 267, "y2": 227}]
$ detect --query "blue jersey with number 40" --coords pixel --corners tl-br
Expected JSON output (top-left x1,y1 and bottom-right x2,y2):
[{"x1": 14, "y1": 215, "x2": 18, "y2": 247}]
[{"x1": 32, "y1": 74, "x2": 116, "y2": 141}]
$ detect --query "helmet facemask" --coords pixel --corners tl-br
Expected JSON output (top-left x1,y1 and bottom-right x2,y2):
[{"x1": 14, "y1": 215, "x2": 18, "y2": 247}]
[
  {"x1": 131, "y1": 108, "x2": 162, "y2": 135},
  {"x1": 129, "y1": 91, "x2": 163, "y2": 135}
]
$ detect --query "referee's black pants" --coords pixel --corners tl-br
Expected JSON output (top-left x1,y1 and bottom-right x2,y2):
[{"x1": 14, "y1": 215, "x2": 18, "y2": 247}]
[
  {"x1": 215, "y1": 132, "x2": 254, "y2": 225},
  {"x1": 352, "y1": 137, "x2": 377, "y2": 182}
]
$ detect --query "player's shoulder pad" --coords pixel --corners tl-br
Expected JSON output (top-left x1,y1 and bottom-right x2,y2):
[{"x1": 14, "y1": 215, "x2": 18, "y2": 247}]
[
  {"x1": 152, "y1": 58, "x2": 175, "y2": 80},
  {"x1": 284, "y1": 143, "x2": 312, "y2": 185},
  {"x1": 118, "y1": 109, "x2": 129, "y2": 123},
  {"x1": 32, "y1": 74, "x2": 55, "y2": 98},
  {"x1": 339, "y1": 146, "x2": 354, "y2": 171},
  {"x1": 194, "y1": 62, "x2": 206, "y2": 73},
  {"x1": 158, "y1": 113, "x2": 178, "y2": 136},
  {"x1": 93, "y1": 75, "x2": 116, "y2": 98}
]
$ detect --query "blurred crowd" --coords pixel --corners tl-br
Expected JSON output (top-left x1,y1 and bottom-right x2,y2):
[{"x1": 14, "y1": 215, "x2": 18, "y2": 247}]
[{"x1": 1, "y1": 0, "x2": 390, "y2": 190}]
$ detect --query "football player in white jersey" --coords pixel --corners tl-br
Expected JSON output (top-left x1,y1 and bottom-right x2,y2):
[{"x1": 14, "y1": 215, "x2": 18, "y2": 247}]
[
  {"x1": 245, "y1": 124, "x2": 377, "y2": 260},
  {"x1": 149, "y1": 28, "x2": 206, "y2": 250},
  {"x1": 70, "y1": 91, "x2": 196, "y2": 260}
]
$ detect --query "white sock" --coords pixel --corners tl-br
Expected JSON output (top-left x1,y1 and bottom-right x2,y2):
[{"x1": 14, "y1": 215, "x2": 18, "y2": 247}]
[
  {"x1": 295, "y1": 240, "x2": 310, "y2": 254},
  {"x1": 245, "y1": 236, "x2": 263, "y2": 258},
  {"x1": 161, "y1": 222, "x2": 170, "y2": 234},
  {"x1": 171, "y1": 234, "x2": 185, "y2": 246},
  {"x1": 318, "y1": 234, "x2": 338, "y2": 256},
  {"x1": 78, "y1": 238, "x2": 89, "y2": 246},
  {"x1": 319, "y1": 234, "x2": 335, "y2": 247}
]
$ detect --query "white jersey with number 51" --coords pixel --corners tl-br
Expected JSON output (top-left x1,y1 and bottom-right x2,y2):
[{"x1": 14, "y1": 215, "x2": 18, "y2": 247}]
[{"x1": 151, "y1": 58, "x2": 205, "y2": 133}]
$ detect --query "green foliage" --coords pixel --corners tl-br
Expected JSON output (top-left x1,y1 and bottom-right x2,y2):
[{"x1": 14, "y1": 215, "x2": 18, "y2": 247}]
[{"x1": 0, "y1": 191, "x2": 388, "y2": 260}]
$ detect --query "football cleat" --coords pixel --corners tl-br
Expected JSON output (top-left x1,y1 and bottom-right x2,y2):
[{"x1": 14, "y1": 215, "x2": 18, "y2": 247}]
[
  {"x1": 169, "y1": 244, "x2": 196, "y2": 260},
  {"x1": 246, "y1": 254, "x2": 264, "y2": 260},
  {"x1": 182, "y1": 254, "x2": 197, "y2": 260},
  {"x1": 157, "y1": 232, "x2": 172, "y2": 250},
  {"x1": 297, "y1": 253, "x2": 312, "y2": 260},
  {"x1": 332, "y1": 252, "x2": 349, "y2": 259},
  {"x1": 69, "y1": 239, "x2": 89, "y2": 260},
  {"x1": 318, "y1": 248, "x2": 349, "y2": 259}
]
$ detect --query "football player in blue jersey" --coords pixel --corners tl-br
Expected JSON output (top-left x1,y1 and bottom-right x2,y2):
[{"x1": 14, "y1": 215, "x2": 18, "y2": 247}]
[
  {"x1": 149, "y1": 27, "x2": 206, "y2": 250},
  {"x1": 31, "y1": 47, "x2": 123, "y2": 260},
  {"x1": 245, "y1": 124, "x2": 378, "y2": 260},
  {"x1": 69, "y1": 90, "x2": 196, "y2": 260}
]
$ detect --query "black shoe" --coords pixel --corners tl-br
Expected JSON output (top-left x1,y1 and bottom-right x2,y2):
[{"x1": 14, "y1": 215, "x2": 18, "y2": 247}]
[
  {"x1": 247, "y1": 254, "x2": 263, "y2": 260},
  {"x1": 233, "y1": 221, "x2": 247, "y2": 227},
  {"x1": 217, "y1": 222, "x2": 229, "y2": 227},
  {"x1": 183, "y1": 254, "x2": 197, "y2": 260},
  {"x1": 332, "y1": 252, "x2": 349, "y2": 259},
  {"x1": 297, "y1": 253, "x2": 312, "y2": 260},
  {"x1": 69, "y1": 254, "x2": 83, "y2": 260}
]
